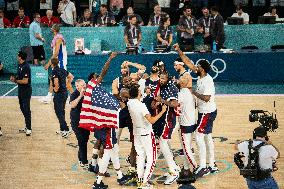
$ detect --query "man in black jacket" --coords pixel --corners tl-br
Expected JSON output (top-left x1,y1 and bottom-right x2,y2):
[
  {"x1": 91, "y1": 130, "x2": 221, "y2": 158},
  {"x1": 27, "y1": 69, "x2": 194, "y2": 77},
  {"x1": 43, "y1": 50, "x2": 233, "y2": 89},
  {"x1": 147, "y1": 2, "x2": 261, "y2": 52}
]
[{"x1": 210, "y1": 6, "x2": 225, "y2": 50}]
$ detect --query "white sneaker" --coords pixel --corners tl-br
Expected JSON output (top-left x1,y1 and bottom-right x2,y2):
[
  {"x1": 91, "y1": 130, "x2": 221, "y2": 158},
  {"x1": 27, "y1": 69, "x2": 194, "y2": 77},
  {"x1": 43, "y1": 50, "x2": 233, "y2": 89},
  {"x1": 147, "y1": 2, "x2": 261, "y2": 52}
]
[
  {"x1": 164, "y1": 172, "x2": 179, "y2": 185},
  {"x1": 175, "y1": 165, "x2": 181, "y2": 173},
  {"x1": 139, "y1": 183, "x2": 153, "y2": 189},
  {"x1": 40, "y1": 95, "x2": 52, "y2": 104},
  {"x1": 19, "y1": 128, "x2": 27, "y2": 133},
  {"x1": 26, "y1": 129, "x2": 32, "y2": 136},
  {"x1": 61, "y1": 130, "x2": 72, "y2": 138},
  {"x1": 56, "y1": 130, "x2": 63, "y2": 135}
]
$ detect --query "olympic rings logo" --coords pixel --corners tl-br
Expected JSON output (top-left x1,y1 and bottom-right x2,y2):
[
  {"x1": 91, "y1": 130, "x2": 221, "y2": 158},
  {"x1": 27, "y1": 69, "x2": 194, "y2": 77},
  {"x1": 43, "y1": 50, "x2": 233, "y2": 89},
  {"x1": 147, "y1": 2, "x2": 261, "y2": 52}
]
[{"x1": 188, "y1": 58, "x2": 227, "y2": 80}]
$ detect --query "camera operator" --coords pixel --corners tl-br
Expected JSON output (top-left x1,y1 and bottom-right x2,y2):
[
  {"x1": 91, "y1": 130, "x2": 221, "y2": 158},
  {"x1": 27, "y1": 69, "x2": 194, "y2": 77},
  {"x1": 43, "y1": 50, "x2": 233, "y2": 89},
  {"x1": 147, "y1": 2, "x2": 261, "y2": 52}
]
[{"x1": 235, "y1": 126, "x2": 280, "y2": 189}]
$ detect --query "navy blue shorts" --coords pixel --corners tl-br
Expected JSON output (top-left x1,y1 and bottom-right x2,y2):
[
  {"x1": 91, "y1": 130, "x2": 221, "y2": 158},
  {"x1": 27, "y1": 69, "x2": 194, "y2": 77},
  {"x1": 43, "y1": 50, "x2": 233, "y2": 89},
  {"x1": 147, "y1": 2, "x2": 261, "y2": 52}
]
[
  {"x1": 93, "y1": 128, "x2": 117, "y2": 149},
  {"x1": 196, "y1": 110, "x2": 217, "y2": 134},
  {"x1": 161, "y1": 109, "x2": 177, "y2": 139},
  {"x1": 180, "y1": 125, "x2": 197, "y2": 134}
]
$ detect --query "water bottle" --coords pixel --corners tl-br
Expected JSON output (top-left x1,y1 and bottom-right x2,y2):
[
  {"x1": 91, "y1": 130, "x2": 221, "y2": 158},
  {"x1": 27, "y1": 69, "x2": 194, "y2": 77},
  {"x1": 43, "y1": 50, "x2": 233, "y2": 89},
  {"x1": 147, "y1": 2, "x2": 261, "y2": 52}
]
[
  {"x1": 138, "y1": 44, "x2": 142, "y2": 53},
  {"x1": 212, "y1": 40, "x2": 217, "y2": 53},
  {"x1": 150, "y1": 42, "x2": 154, "y2": 52}
]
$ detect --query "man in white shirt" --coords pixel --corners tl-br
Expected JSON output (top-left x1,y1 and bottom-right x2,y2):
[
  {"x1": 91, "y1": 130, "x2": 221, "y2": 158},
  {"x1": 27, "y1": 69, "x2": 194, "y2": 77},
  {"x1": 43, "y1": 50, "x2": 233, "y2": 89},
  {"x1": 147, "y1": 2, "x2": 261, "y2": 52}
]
[
  {"x1": 231, "y1": 5, "x2": 249, "y2": 24},
  {"x1": 236, "y1": 126, "x2": 280, "y2": 189},
  {"x1": 264, "y1": 6, "x2": 279, "y2": 19},
  {"x1": 58, "y1": 0, "x2": 77, "y2": 26},
  {"x1": 127, "y1": 85, "x2": 167, "y2": 188},
  {"x1": 174, "y1": 43, "x2": 218, "y2": 178},
  {"x1": 177, "y1": 71, "x2": 197, "y2": 176}
]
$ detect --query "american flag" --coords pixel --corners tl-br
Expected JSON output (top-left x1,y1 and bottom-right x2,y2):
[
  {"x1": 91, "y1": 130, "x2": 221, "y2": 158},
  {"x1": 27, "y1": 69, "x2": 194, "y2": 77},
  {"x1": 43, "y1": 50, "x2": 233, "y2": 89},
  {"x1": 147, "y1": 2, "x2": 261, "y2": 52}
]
[{"x1": 79, "y1": 79, "x2": 120, "y2": 131}]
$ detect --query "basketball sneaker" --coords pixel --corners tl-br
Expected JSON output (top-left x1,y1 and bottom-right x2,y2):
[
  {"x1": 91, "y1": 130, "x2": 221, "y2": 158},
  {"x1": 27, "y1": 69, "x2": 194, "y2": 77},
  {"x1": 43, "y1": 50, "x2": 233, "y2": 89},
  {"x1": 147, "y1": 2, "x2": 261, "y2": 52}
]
[
  {"x1": 40, "y1": 93, "x2": 52, "y2": 104},
  {"x1": 19, "y1": 128, "x2": 27, "y2": 133},
  {"x1": 164, "y1": 171, "x2": 179, "y2": 185},
  {"x1": 208, "y1": 163, "x2": 219, "y2": 174},
  {"x1": 92, "y1": 181, "x2": 108, "y2": 189},
  {"x1": 117, "y1": 174, "x2": 131, "y2": 185},
  {"x1": 194, "y1": 167, "x2": 210, "y2": 178},
  {"x1": 26, "y1": 129, "x2": 32, "y2": 136}
]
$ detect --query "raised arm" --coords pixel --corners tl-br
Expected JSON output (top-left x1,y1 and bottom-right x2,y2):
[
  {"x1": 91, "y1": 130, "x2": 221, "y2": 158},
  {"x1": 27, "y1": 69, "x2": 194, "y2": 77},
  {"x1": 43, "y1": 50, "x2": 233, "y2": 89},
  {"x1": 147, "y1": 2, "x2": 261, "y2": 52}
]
[
  {"x1": 97, "y1": 52, "x2": 118, "y2": 83},
  {"x1": 124, "y1": 61, "x2": 146, "y2": 71},
  {"x1": 173, "y1": 43, "x2": 197, "y2": 73}
]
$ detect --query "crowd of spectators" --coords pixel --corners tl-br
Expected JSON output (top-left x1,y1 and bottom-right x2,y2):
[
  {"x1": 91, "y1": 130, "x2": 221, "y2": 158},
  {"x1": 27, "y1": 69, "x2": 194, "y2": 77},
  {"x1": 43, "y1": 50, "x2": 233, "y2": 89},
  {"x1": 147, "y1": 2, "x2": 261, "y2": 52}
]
[{"x1": 0, "y1": 0, "x2": 283, "y2": 29}]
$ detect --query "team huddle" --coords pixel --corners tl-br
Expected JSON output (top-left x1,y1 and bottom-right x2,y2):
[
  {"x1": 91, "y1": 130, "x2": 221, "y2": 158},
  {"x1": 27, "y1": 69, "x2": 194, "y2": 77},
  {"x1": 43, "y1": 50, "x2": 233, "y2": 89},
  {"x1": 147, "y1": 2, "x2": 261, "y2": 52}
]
[{"x1": 70, "y1": 44, "x2": 219, "y2": 189}]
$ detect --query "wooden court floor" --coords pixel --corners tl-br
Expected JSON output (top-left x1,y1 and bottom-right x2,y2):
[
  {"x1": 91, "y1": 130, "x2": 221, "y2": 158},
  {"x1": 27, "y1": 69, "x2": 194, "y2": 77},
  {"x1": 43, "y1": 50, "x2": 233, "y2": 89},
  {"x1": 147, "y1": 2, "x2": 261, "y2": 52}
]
[{"x1": 0, "y1": 96, "x2": 283, "y2": 189}]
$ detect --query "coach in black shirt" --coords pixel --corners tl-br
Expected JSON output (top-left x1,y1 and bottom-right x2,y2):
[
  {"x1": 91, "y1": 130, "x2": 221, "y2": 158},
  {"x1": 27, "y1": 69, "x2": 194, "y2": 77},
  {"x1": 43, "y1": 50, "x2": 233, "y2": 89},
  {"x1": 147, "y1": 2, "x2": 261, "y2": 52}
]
[
  {"x1": 70, "y1": 79, "x2": 90, "y2": 166},
  {"x1": 10, "y1": 51, "x2": 32, "y2": 136},
  {"x1": 51, "y1": 58, "x2": 73, "y2": 137}
]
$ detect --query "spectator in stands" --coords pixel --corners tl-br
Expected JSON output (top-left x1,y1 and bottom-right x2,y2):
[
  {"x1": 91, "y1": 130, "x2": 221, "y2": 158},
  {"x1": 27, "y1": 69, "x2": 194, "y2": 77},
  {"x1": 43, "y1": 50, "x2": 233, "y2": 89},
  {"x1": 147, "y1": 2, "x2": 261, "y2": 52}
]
[
  {"x1": 77, "y1": 8, "x2": 93, "y2": 27},
  {"x1": 110, "y1": 0, "x2": 124, "y2": 16},
  {"x1": 41, "y1": 10, "x2": 60, "y2": 27},
  {"x1": 96, "y1": 4, "x2": 116, "y2": 27},
  {"x1": 177, "y1": 6, "x2": 197, "y2": 51},
  {"x1": 29, "y1": 13, "x2": 46, "y2": 66},
  {"x1": 179, "y1": 0, "x2": 192, "y2": 9},
  {"x1": 148, "y1": 5, "x2": 168, "y2": 26},
  {"x1": 89, "y1": 0, "x2": 101, "y2": 21},
  {"x1": 0, "y1": 0, "x2": 4, "y2": 10},
  {"x1": 231, "y1": 5, "x2": 249, "y2": 24},
  {"x1": 193, "y1": 0, "x2": 208, "y2": 8},
  {"x1": 210, "y1": 6, "x2": 225, "y2": 50},
  {"x1": 0, "y1": 9, "x2": 12, "y2": 28},
  {"x1": 233, "y1": 0, "x2": 248, "y2": 6},
  {"x1": 40, "y1": 0, "x2": 52, "y2": 16},
  {"x1": 6, "y1": 0, "x2": 19, "y2": 21},
  {"x1": 0, "y1": 61, "x2": 3, "y2": 76},
  {"x1": 197, "y1": 7, "x2": 213, "y2": 49},
  {"x1": 57, "y1": 0, "x2": 77, "y2": 26},
  {"x1": 157, "y1": 16, "x2": 173, "y2": 47},
  {"x1": 264, "y1": 6, "x2": 279, "y2": 19},
  {"x1": 158, "y1": 0, "x2": 171, "y2": 8},
  {"x1": 121, "y1": 7, "x2": 144, "y2": 26},
  {"x1": 124, "y1": 15, "x2": 142, "y2": 47},
  {"x1": 13, "y1": 7, "x2": 30, "y2": 28}
]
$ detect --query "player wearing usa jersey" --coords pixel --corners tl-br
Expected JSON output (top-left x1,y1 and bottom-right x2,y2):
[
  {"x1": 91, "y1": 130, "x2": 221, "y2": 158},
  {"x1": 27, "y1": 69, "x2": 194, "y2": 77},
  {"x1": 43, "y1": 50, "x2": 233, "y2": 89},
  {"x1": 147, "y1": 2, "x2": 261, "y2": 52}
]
[
  {"x1": 173, "y1": 58, "x2": 192, "y2": 89},
  {"x1": 178, "y1": 75, "x2": 197, "y2": 176},
  {"x1": 173, "y1": 57, "x2": 193, "y2": 158},
  {"x1": 174, "y1": 43, "x2": 219, "y2": 178},
  {"x1": 78, "y1": 52, "x2": 130, "y2": 189},
  {"x1": 127, "y1": 85, "x2": 167, "y2": 189},
  {"x1": 42, "y1": 24, "x2": 73, "y2": 104},
  {"x1": 154, "y1": 72, "x2": 180, "y2": 185}
]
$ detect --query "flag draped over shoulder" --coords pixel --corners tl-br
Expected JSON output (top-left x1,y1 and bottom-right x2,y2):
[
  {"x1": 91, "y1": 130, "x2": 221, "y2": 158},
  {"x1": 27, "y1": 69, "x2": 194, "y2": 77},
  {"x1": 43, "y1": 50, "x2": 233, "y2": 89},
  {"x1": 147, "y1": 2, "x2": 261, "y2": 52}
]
[{"x1": 79, "y1": 79, "x2": 120, "y2": 131}]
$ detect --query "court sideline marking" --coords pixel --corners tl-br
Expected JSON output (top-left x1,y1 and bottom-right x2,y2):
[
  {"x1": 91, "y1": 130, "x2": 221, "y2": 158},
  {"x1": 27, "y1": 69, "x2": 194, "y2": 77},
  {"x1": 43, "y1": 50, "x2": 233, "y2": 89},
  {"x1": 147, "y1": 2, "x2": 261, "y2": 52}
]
[{"x1": 1, "y1": 85, "x2": 18, "y2": 98}]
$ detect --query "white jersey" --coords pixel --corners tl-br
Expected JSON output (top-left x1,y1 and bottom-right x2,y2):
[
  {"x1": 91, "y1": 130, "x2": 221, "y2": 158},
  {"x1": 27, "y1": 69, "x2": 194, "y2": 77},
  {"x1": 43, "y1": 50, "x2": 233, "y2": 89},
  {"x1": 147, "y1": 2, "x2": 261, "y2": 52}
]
[
  {"x1": 178, "y1": 88, "x2": 195, "y2": 126},
  {"x1": 127, "y1": 99, "x2": 152, "y2": 136},
  {"x1": 238, "y1": 140, "x2": 278, "y2": 170},
  {"x1": 53, "y1": 44, "x2": 67, "y2": 70},
  {"x1": 196, "y1": 74, "x2": 216, "y2": 113}
]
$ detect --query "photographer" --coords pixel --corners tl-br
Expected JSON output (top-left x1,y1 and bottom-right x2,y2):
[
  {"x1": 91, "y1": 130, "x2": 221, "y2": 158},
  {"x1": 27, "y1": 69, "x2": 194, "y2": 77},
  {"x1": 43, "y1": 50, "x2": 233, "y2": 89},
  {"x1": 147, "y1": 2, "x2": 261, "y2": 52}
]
[{"x1": 235, "y1": 126, "x2": 280, "y2": 189}]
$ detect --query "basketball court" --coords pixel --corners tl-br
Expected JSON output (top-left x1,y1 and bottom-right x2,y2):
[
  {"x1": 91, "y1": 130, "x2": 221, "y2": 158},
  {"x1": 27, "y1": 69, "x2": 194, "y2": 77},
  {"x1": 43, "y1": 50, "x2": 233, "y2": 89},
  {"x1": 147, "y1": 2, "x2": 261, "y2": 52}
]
[{"x1": 0, "y1": 80, "x2": 283, "y2": 189}]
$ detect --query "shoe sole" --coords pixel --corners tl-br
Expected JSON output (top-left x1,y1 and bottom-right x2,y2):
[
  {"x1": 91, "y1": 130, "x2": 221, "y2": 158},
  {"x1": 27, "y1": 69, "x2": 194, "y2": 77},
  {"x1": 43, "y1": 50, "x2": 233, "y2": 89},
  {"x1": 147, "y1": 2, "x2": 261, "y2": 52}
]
[{"x1": 164, "y1": 175, "x2": 179, "y2": 185}]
